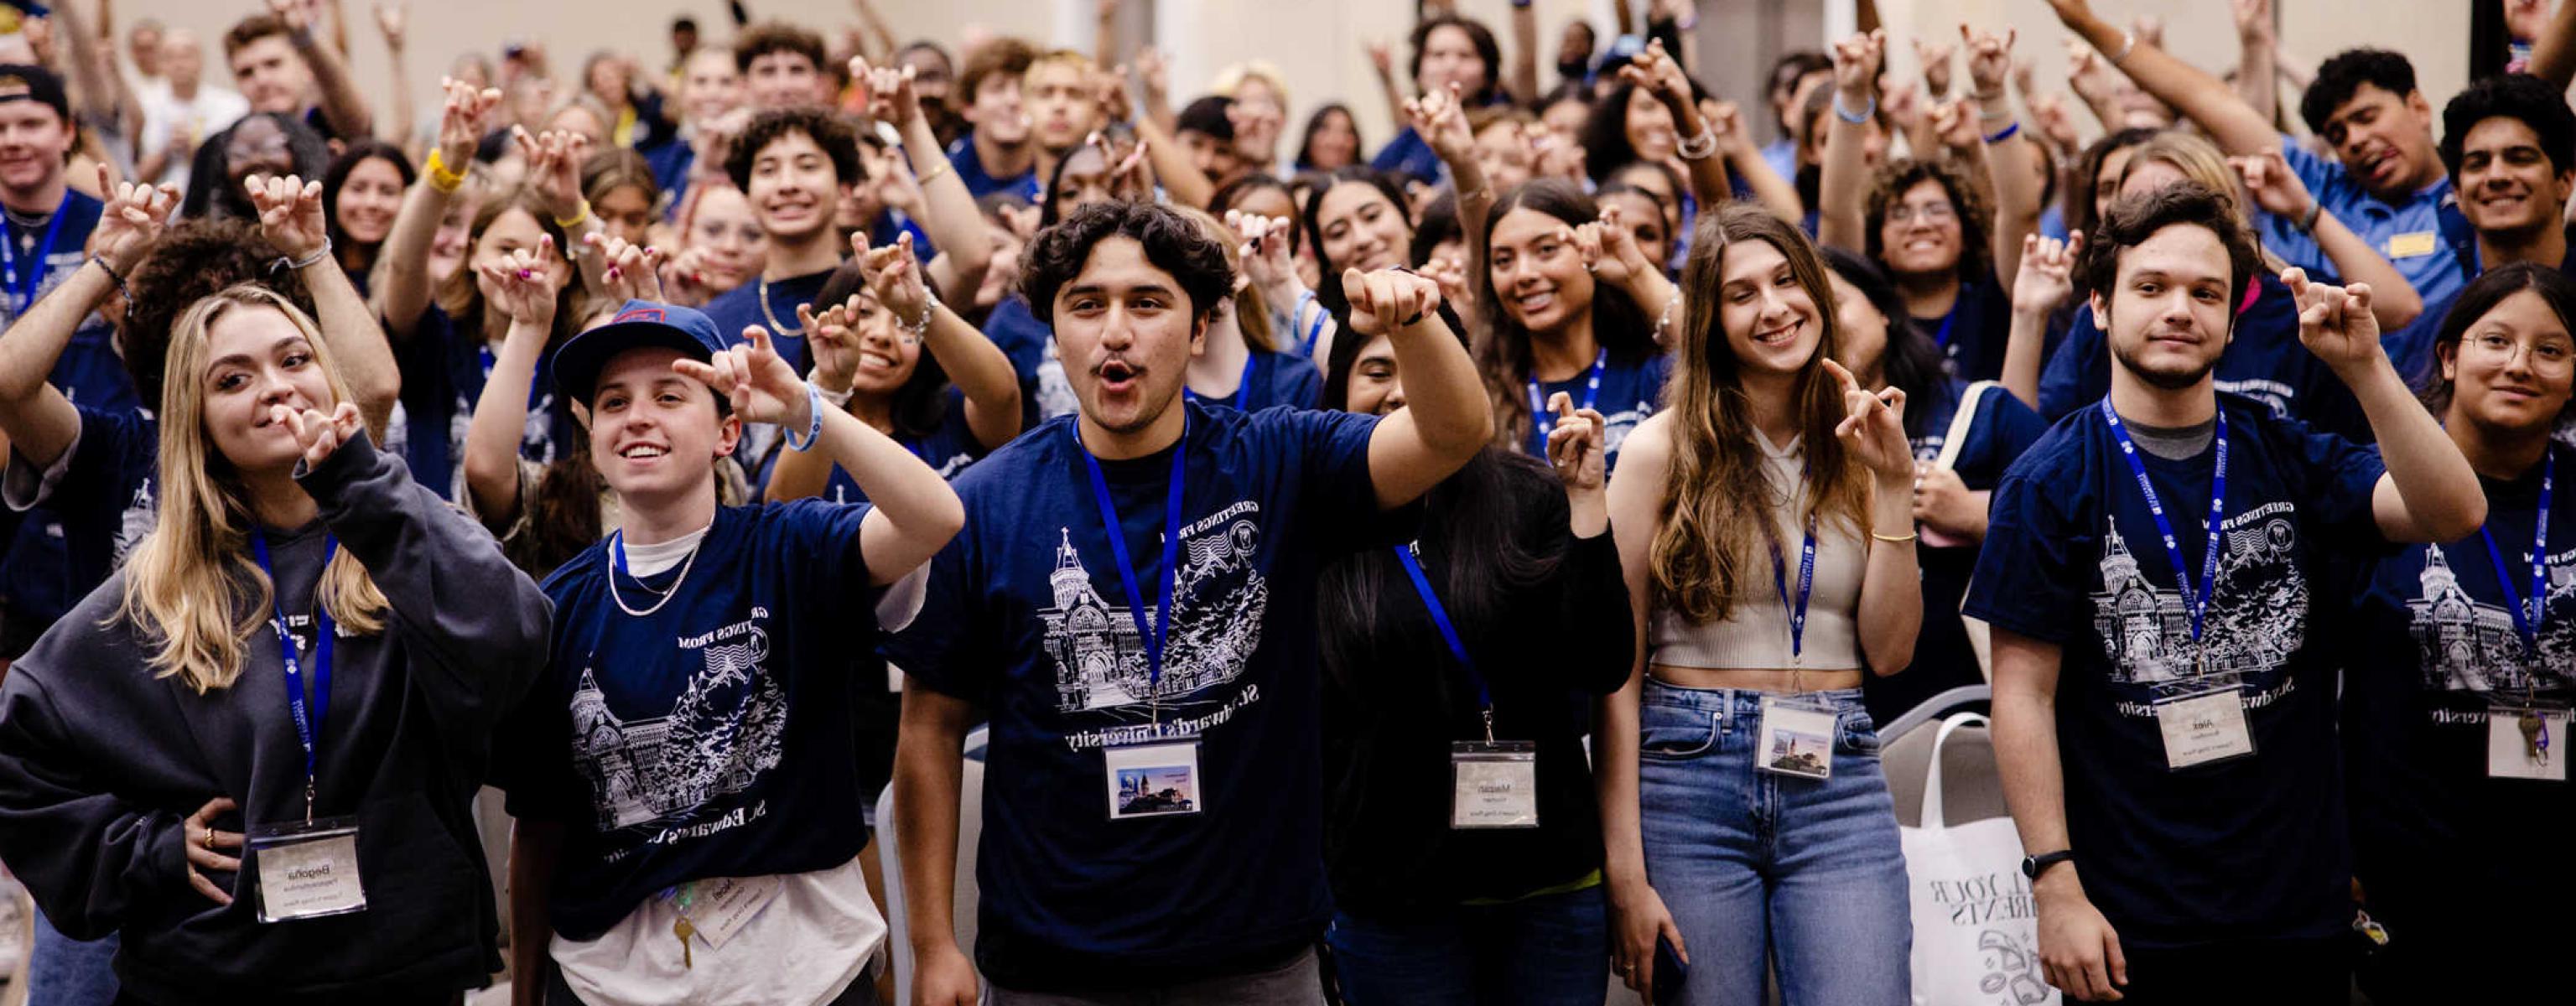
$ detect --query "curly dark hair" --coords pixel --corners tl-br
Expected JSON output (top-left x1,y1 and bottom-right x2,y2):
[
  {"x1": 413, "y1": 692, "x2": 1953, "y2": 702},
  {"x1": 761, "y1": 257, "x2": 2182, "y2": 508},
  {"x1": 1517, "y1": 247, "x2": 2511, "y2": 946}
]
[
  {"x1": 2441, "y1": 73, "x2": 2576, "y2": 179},
  {"x1": 122, "y1": 220, "x2": 309, "y2": 406},
  {"x1": 1863, "y1": 157, "x2": 1995, "y2": 282},
  {"x1": 2301, "y1": 48, "x2": 2418, "y2": 136},
  {"x1": 1021, "y1": 200, "x2": 1234, "y2": 328},
  {"x1": 2074, "y1": 181, "x2": 2263, "y2": 329},
  {"x1": 731, "y1": 21, "x2": 825, "y2": 75},
  {"x1": 724, "y1": 107, "x2": 861, "y2": 192}
]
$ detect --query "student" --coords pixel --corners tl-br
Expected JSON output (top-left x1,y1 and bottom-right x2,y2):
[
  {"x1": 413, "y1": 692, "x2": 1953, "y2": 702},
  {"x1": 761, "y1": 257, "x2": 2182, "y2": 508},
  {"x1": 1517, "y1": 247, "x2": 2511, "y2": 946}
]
[
  {"x1": 1294, "y1": 102, "x2": 1363, "y2": 174},
  {"x1": 0, "y1": 66, "x2": 105, "y2": 329},
  {"x1": 663, "y1": 183, "x2": 767, "y2": 307},
  {"x1": 1315, "y1": 309, "x2": 1631, "y2": 1006},
  {"x1": 2343, "y1": 263, "x2": 2576, "y2": 1003},
  {"x1": 640, "y1": 48, "x2": 745, "y2": 212},
  {"x1": 890, "y1": 200, "x2": 1492, "y2": 1004},
  {"x1": 0, "y1": 285, "x2": 550, "y2": 1005},
  {"x1": 945, "y1": 38, "x2": 1039, "y2": 201},
  {"x1": 321, "y1": 140, "x2": 413, "y2": 295},
  {"x1": 1372, "y1": 13, "x2": 1507, "y2": 184},
  {"x1": 580, "y1": 148, "x2": 662, "y2": 247},
  {"x1": 1968, "y1": 183, "x2": 2487, "y2": 1004},
  {"x1": 2042, "y1": 0, "x2": 2470, "y2": 309},
  {"x1": 1024, "y1": 49, "x2": 1107, "y2": 185},
  {"x1": 500, "y1": 299, "x2": 962, "y2": 1006},
  {"x1": 1820, "y1": 28, "x2": 2046, "y2": 383},
  {"x1": 1301, "y1": 166, "x2": 1417, "y2": 357},
  {"x1": 133, "y1": 29, "x2": 250, "y2": 194},
  {"x1": 1173, "y1": 208, "x2": 1320, "y2": 412},
  {"x1": 735, "y1": 22, "x2": 828, "y2": 111},
  {"x1": 1599, "y1": 205, "x2": 1923, "y2": 1006},
  {"x1": 220, "y1": 4, "x2": 371, "y2": 143},
  {"x1": 1473, "y1": 180, "x2": 1676, "y2": 468},
  {"x1": 700, "y1": 108, "x2": 861, "y2": 378},
  {"x1": 2383, "y1": 74, "x2": 2576, "y2": 378}
]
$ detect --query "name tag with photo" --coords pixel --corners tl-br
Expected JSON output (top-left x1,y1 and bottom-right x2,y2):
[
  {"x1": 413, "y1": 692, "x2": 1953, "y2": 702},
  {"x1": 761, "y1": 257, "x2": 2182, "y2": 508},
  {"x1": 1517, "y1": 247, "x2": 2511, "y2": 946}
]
[
  {"x1": 2155, "y1": 687, "x2": 2255, "y2": 770},
  {"x1": 1755, "y1": 697, "x2": 1838, "y2": 780},
  {"x1": 1104, "y1": 739, "x2": 1203, "y2": 820}
]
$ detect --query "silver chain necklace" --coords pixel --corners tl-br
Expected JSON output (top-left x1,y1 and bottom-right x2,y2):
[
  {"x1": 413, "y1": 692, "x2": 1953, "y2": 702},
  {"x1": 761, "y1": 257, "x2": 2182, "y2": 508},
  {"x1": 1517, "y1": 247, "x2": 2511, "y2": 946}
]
[
  {"x1": 606, "y1": 531, "x2": 706, "y2": 618},
  {"x1": 757, "y1": 277, "x2": 804, "y2": 336}
]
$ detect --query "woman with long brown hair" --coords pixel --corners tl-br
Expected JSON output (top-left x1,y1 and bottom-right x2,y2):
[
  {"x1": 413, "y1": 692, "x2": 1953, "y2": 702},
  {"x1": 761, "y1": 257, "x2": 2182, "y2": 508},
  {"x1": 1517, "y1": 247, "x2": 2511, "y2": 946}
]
[{"x1": 1600, "y1": 205, "x2": 1921, "y2": 1005}]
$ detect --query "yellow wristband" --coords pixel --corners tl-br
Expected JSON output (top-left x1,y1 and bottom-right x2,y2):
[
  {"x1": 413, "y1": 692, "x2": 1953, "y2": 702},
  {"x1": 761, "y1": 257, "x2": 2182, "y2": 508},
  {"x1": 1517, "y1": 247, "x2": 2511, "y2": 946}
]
[
  {"x1": 553, "y1": 200, "x2": 592, "y2": 230},
  {"x1": 424, "y1": 148, "x2": 468, "y2": 193}
]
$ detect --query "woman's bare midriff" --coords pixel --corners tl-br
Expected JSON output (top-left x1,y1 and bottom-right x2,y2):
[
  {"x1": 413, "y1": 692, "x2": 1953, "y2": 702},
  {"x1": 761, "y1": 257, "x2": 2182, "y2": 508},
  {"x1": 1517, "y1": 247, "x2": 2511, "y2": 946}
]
[{"x1": 1649, "y1": 664, "x2": 1866, "y2": 692}]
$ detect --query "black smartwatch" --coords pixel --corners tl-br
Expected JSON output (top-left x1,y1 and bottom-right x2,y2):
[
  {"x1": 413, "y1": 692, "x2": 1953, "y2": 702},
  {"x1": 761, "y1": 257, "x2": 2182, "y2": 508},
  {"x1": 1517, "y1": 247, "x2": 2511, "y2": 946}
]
[{"x1": 2022, "y1": 849, "x2": 2075, "y2": 880}]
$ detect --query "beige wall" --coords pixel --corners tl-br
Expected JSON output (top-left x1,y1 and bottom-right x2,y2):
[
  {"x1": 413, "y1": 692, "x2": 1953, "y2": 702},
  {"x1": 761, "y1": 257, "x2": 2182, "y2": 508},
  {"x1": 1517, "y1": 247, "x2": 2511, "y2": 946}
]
[{"x1": 107, "y1": 0, "x2": 2471, "y2": 150}]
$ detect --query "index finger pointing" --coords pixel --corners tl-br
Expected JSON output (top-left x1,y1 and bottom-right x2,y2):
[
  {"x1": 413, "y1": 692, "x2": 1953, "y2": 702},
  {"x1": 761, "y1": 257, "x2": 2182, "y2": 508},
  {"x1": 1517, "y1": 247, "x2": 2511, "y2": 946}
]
[{"x1": 1819, "y1": 356, "x2": 1862, "y2": 396}]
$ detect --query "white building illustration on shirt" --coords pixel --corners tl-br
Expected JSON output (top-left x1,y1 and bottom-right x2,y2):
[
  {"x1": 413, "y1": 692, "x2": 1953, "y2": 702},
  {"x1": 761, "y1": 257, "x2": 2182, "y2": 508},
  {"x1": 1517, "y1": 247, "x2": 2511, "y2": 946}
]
[
  {"x1": 2404, "y1": 544, "x2": 2576, "y2": 693},
  {"x1": 2090, "y1": 516, "x2": 2305, "y2": 685},
  {"x1": 1041, "y1": 511, "x2": 1270, "y2": 715},
  {"x1": 569, "y1": 623, "x2": 787, "y2": 832}
]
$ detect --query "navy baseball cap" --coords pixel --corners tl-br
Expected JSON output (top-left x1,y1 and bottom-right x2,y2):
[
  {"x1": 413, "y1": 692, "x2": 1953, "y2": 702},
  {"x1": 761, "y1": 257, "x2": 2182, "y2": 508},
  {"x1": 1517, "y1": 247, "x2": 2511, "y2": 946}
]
[
  {"x1": 551, "y1": 300, "x2": 740, "y2": 403},
  {"x1": 0, "y1": 65, "x2": 70, "y2": 124}
]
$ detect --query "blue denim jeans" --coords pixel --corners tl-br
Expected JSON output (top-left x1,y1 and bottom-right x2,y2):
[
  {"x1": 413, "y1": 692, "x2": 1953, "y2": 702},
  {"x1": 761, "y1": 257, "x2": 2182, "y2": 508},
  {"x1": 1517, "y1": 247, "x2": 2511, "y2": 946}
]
[
  {"x1": 29, "y1": 908, "x2": 119, "y2": 1006},
  {"x1": 1636, "y1": 682, "x2": 1911, "y2": 1006},
  {"x1": 1325, "y1": 884, "x2": 1608, "y2": 1006}
]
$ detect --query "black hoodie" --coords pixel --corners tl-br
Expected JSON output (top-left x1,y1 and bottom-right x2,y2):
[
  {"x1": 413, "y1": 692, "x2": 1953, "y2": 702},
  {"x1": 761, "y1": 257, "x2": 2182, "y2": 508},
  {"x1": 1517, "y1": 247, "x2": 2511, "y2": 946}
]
[{"x1": 0, "y1": 433, "x2": 551, "y2": 1005}]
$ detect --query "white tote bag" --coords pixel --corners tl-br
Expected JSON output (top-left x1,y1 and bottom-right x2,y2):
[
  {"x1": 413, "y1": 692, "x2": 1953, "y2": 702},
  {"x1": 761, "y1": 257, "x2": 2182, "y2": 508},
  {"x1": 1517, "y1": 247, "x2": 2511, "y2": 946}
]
[{"x1": 1899, "y1": 713, "x2": 2057, "y2": 1006}]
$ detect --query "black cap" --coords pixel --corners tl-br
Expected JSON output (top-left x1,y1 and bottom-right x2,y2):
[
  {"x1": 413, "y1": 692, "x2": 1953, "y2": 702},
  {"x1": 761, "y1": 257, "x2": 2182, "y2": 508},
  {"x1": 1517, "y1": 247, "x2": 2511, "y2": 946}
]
[{"x1": 0, "y1": 65, "x2": 70, "y2": 124}]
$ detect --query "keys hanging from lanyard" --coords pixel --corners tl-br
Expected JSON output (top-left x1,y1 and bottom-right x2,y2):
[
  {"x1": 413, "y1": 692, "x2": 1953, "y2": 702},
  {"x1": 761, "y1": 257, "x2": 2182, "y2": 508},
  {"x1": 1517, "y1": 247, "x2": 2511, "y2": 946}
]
[
  {"x1": 1078, "y1": 412, "x2": 1187, "y2": 715},
  {"x1": 2099, "y1": 400, "x2": 2228, "y2": 671},
  {"x1": 1182, "y1": 354, "x2": 1258, "y2": 408},
  {"x1": 1394, "y1": 544, "x2": 1497, "y2": 741},
  {"x1": 1, "y1": 193, "x2": 71, "y2": 314},
  {"x1": 251, "y1": 530, "x2": 338, "y2": 824},
  {"x1": 1526, "y1": 348, "x2": 1607, "y2": 456}
]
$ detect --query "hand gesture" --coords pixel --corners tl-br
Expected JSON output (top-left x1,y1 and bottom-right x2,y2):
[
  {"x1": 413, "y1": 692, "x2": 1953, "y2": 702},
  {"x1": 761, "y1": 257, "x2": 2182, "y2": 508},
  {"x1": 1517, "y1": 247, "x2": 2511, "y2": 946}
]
[
  {"x1": 1610, "y1": 880, "x2": 1690, "y2": 1001},
  {"x1": 1961, "y1": 25, "x2": 2016, "y2": 97},
  {"x1": 2132, "y1": 13, "x2": 2165, "y2": 49},
  {"x1": 1705, "y1": 100, "x2": 1753, "y2": 155},
  {"x1": 2030, "y1": 92, "x2": 2080, "y2": 154},
  {"x1": 1911, "y1": 463, "x2": 1980, "y2": 537},
  {"x1": 2012, "y1": 231, "x2": 2084, "y2": 315},
  {"x1": 2064, "y1": 38, "x2": 2111, "y2": 95},
  {"x1": 1616, "y1": 39, "x2": 1694, "y2": 112},
  {"x1": 278, "y1": 401, "x2": 366, "y2": 469},
  {"x1": 657, "y1": 246, "x2": 719, "y2": 307},
  {"x1": 437, "y1": 77, "x2": 503, "y2": 172},
  {"x1": 181, "y1": 796, "x2": 242, "y2": 906},
  {"x1": 2509, "y1": 0, "x2": 2552, "y2": 43},
  {"x1": 94, "y1": 166, "x2": 180, "y2": 274},
  {"x1": 2012, "y1": 57, "x2": 2039, "y2": 101},
  {"x1": 266, "y1": 0, "x2": 310, "y2": 33},
  {"x1": 1419, "y1": 251, "x2": 1474, "y2": 324},
  {"x1": 1088, "y1": 132, "x2": 1153, "y2": 202},
  {"x1": 851, "y1": 55, "x2": 923, "y2": 127},
  {"x1": 2228, "y1": 150, "x2": 2317, "y2": 220},
  {"x1": 478, "y1": 236, "x2": 561, "y2": 329},
  {"x1": 797, "y1": 293, "x2": 870, "y2": 394},
  {"x1": 1576, "y1": 205, "x2": 1657, "y2": 288},
  {"x1": 1912, "y1": 34, "x2": 1957, "y2": 98},
  {"x1": 1532, "y1": 128, "x2": 1587, "y2": 180},
  {"x1": 1366, "y1": 39, "x2": 1394, "y2": 79},
  {"x1": 2231, "y1": 0, "x2": 2275, "y2": 44},
  {"x1": 2285, "y1": 268, "x2": 2386, "y2": 374},
  {"x1": 583, "y1": 232, "x2": 665, "y2": 306},
  {"x1": 2038, "y1": 884, "x2": 2129, "y2": 1001},
  {"x1": 1405, "y1": 81, "x2": 1475, "y2": 165},
  {"x1": 1543, "y1": 392, "x2": 1607, "y2": 495},
  {"x1": 674, "y1": 326, "x2": 812, "y2": 428},
  {"x1": 375, "y1": 0, "x2": 408, "y2": 50},
  {"x1": 1340, "y1": 267, "x2": 1441, "y2": 338},
  {"x1": 1881, "y1": 80, "x2": 1923, "y2": 132},
  {"x1": 513, "y1": 127, "x2": 592, "y2": 224},
  {"x1": 1823, "y1": 357, "x2": 1912, "y2": 482},
  {"x1": 860, "y1": 231, "x2": 932, "y2": 328},
  {"x1": 1929, "y1": 98, "x2": 1981, "y2": 152},
  {"x1": 1226, "y1": 210, "x2": 1299, "y2": 296},
  {"x1": 1090, "y1": 66, "x2": 1135, "y2": 127},
  {"x1": 1831, "y1": 29, "x2": 1887, "y2": 99},
  {"x1": 1135, "y1": 47, "x2": 1171, "y2": 106},
  {"x1": 245, "y1": 174, "x2": 330, "y2": 261}
]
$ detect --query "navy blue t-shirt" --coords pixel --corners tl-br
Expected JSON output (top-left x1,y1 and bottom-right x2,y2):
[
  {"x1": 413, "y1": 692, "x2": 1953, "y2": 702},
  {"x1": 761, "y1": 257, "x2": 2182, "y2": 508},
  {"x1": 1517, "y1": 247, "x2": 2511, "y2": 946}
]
[
  {"x1": 0, "y1": 404, "x2": 154, "y2": 653},
  {"x1": 2038, "y1": 273, "x2": 2372, "y2": 443},
  {"x1": 1964, "y1": 395, "x2": 2388, "y2": 948},
  {"x1": 2342, "y1": 448, "x2": 2576, "y2": 916},
  {"x1": 884, "y1": 403, "x2": 1397, "y2": 990},
  {"x1": 701, "y1": 269, "x2": 830, "y2": 376},
  {"x1": 496, "y1": 500, "x2": 889, "y2": 940},
  {"x1": 387, "y1": 307, "x2": 579, "y2": 500},
  {"x1": 813, "y1": 388, "x2": 992, "y2": 505},
  {"x1": 1524, "y1": 350, "x2": 1671, "y2": 468},
  {"x1": 0, "y1": 189, "x2": 104, "y2": 322},
  {"x1": 947, "y1": 132, "x2": 1040, "y2": 201},
  {"x1": 1186, "y1": 350, "x2": 1322, "y2": 412},
  {"x1": 1910, "y1": 270, "x2": 2013, "y2": 382},
  {"x1": 1862, "y1": 380, "x2": 2049, "y2": 723}
]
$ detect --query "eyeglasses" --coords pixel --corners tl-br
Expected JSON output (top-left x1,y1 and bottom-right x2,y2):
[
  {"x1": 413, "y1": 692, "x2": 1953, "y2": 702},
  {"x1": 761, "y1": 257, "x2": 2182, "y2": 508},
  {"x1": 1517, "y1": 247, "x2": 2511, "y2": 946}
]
[
  {"x1": 1886, "y1": 202, "x2": 1957, "y2": 225},
  {"x1": 2465, "y1": 332, "x2": 2574, "y2": 375}
]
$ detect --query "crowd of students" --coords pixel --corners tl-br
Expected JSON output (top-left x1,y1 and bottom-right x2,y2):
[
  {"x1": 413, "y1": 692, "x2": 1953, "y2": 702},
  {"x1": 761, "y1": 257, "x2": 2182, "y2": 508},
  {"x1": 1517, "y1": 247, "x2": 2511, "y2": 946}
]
[{"x1": 0, "y1": 1, "x2": 2567, "y2": 1004}]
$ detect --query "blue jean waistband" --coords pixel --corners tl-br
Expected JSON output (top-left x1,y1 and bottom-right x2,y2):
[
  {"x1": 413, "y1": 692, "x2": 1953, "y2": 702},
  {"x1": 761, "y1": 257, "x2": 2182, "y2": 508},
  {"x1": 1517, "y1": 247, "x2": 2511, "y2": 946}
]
[{"x1": 1639, "y1": 679, "x2": 1867, "y2": 718}]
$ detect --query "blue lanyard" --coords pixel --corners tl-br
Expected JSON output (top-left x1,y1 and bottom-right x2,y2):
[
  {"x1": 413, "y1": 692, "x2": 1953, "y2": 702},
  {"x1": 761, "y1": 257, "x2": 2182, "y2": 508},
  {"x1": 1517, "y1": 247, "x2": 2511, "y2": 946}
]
[
  {"x1": 1183, "y1": 353, "x2": 1259, "y2": 407},
  {"x1": 2, "y1": 193, "x2": 70, "y2": 314},
  {"x1": 1393, "y1": 544, "x2": 1498, "y2": 739},
  {"x1": 1768, "y1": 516, "x2": 1819, "y2": 660},
  {"x1": 1078, "y1": 413, "x2": 1187, "y2": 699},
  {"x1": 1933, "y1": 310, "x2": 1956, "y2": 348},
  {"x1": 2478, "y1": 449, "x2": 2555, "y2": 661},
  {"x1": 2099, "y1": 400, "x2": 2228, "y2": 646},
  {"x1": 1295, "y1": 290, "x2": 1327, "y2": 357},
  {"x1": 251, "y1": 531, "x2": 337, "y2": 819},
  {"x1": 1526, "y1": 347, "x2": 1607, "y2": 455}
]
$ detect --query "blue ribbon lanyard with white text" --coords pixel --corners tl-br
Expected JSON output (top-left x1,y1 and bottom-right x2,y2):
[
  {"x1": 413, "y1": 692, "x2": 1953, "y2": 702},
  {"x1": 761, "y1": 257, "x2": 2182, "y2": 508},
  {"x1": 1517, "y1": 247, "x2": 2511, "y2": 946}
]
[
  {"x1": 2479, "y1": 448, "x2": 2558, "y2": 763},
  {"x1": 1526, "y1": 347, "x2": 1607, "y2": 456},
  {"x1": 1, "y1": 193, "x2": 70, "y2": 315},
  {"x1": 1395, "y1": 542, "x2": 1541, "y2": 828},
  {"x1": 2099, "y1": 399, "x2": 2228, "y2": 679},
  {"x1": 251, "y1": 531, "x2": 339, "y2": 824},
  {"x1": 1080, "y1": 412, "x2": 1187, "y2": 727}
]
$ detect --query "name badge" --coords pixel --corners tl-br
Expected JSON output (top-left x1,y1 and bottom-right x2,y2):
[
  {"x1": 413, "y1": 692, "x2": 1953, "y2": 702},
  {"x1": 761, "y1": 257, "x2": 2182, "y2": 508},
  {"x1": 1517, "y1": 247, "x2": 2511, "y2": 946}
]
[
  {"x1": 670, "y1": 874, "x2": 785, "y2": 951},
  {"x1": 2154, "y1": 687, "x2": 2255, "y2": 770},
  {"x1": 1104, "y1": 739, "x2": 1203, "y2": 820},
  {"x1": 2486, "y1": 708, "x2": 2567, "y2": 781},
  {"x1": 1451, "y1": 741, "x2": 1539, "y2": 829},
  {"x1": 1755, "y1": 697, "x2": 1838, "y2": 780},
  {"x1": 2386, "y1": 231, "x2": 2440, "y2": 259},
  {"x1": 248, "y1": 817, "x2": 367, "y2": 923}
]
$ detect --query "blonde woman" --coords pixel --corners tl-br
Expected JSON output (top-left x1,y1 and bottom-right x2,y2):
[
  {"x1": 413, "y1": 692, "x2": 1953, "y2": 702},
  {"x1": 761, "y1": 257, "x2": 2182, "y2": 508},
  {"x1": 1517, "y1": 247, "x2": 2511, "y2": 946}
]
[
  {"x1": 0, "y1": 287, "x2": 551, "y2": 1005},
  {"x1": 1602, "y1": 205, "x2": 1921, "y2": 1006}
]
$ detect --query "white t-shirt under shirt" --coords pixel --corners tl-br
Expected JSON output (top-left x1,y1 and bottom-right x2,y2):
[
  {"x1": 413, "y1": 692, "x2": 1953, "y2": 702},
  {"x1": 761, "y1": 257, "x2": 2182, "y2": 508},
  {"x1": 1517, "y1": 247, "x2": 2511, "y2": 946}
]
[
  {"x1": 553, "y1": 852, "x2": 885, "y2": 1006},
  {"x1": 138, "y1": 86, "x2": 249, "y2": 193}
]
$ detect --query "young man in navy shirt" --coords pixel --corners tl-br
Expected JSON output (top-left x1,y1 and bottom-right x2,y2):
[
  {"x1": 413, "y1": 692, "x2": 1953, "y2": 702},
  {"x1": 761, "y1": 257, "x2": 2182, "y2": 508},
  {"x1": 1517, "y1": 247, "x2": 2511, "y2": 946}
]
[
  {"x1": 2384, "y1": 74, "x2": 2576, "y2": 377},
  {"x1": 0, "y1": 66, "x2": 104, "y2": 330},
  {"x1": 499, "y1": 301, "x2": 962, "y2": 1006},
  {"x1": 701, "y1": 109, "x2": 863, "y2": 381},
  {"x1": 1969, "y1": 183, "x2": 2488, "y2": 1004},
  {"x1": 889, "y1": 200, "x2": 1491, "y2": 1004},
  {"x1": 943, "y1": 38, "x2": 1039, "y2": 201}
]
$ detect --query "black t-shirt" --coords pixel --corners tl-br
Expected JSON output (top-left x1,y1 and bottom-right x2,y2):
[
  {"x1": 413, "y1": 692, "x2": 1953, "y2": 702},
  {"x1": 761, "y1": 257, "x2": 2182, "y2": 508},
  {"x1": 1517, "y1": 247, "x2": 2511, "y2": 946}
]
[{"x1": 1910, "y1": 269, "x2": 2013, "y2": 382}]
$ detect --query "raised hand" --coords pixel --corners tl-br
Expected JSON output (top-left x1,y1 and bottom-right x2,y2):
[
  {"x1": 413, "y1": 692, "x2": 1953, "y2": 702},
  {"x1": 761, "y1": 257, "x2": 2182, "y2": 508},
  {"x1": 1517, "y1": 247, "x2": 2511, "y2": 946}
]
[
  {"x1": 2012, "y1": 231, "x2": 2084, "y2": 315},
  {"x1": 1616, "y1": 39, "x2": 1694, "y2": 111},
  {"x1": 2131, "y1": 13, "x2": 2165, "y2": 49},
  {"x1": 1822, "y1": 357, "x2": 1912, "y2": 482},
  {"x1": 583, "y1": 232, "x2": 665, "y2": 306},
  {"x1": 2012, "y1": 56, "x2": 2038, "y2": 101},
  {"x1": 1135, "y1": 47, "x2": 1171, "y2": 108},
  {"x1": 1531, "y1": 128, "x2": 1587, "y2": 181},
  {"x1": 2228, "y1": 150, "x2": 2317, "y2": 220},
  {"x1": 1405, "y1": 80, "x2": 1475, "y2": 165},
  {"x1": 94, "y1": 166, "x2": 180, "y2": 273},
  {"x1": 1225, "y1": 210, "x2": 1299, "y2": 296},
  {"x1": 1419, "y1": 251, "x2": 1473, "y2": 319},
  {"x1": 1831, "y1": 29, "x2": 1888, "y2": 100},
  {"x1": 2284, "y1": 268, "x2": 2386, "y2": 374},
  {"x1": 796, "y1": 293, "x2": 870, "y2": 393},
  {"x1": 181, "y1": 796, "x2": 242, "y2": 906},
  {"x1": 2509, "y1": 0, "x2": 2552, "y2": 43},
  {"x1": 657, "y1": 246, "x2": 719, "y2": 307},
  {"x1": 2029, "y1": 92, "x2": 2080, "y2": 155},
  {"x1": 479, "y1": 237, "x2": 561, "y2": 329},
  {"x1": 1704, "y1": 100, "x2": 1754, "y2": 156},
  {"x1": 1090, "y1": 65, "x2": 1135, "y2": 127},
  {"x1": 375, "y1": 0, "x2": 408, "y2": 49},
  {"x1": 1929, "y1": 98, "x2": 1981, "y2": 152},
  {"x1": 860, "y1": 231, "x2": 932, "y2": 329},
  {"x1": 245, "y1": 174, "x2": 330, "y2": 261},
  {"x1": 1366, "y1": 39, "x2": 1394, "y2": 79},
  {"x1": 1961, "y1": 25, "x2": 2016, "y2": 97},
  {"x1": 2231, "y1": 0, "x2": 2275, "y2": 44},
  {"x1": 2040, "y1": 0, "x2": 2097, "y2": 22},
  {"x1": 1913, "y1": 34, "x2": 1958, "y2": 98},
  {"x1": 265, "y1": 0, "x2": 309, "y2": 32},
  {"x1": 674, "y1": 326, "x2": 811, "y2": 428},
  {"x1": 513, "y1": 127, "x2": 592, "y2": 223},
  {"x1": 1577, "y1": 205, "x2": 1657, "y2": 288},
  {"x1": 278, "y1": 401, "x2": 366, "y2": 469},
  {"x1": 1881, "y1": 80, "x2": 1924, "y2": 132},
  {"x1": 437, "y1": 76, "x2": 503, "y2": 169},
  {"x1": 1340, "y1": 267, "x2": 1441, "y2": 338},
  {"x1": 851, "y1": 55, "x2": 923, "y2": 127},
  {"x1": 1543, "y1": 392, "x2": 1606, "y2": 495}
]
